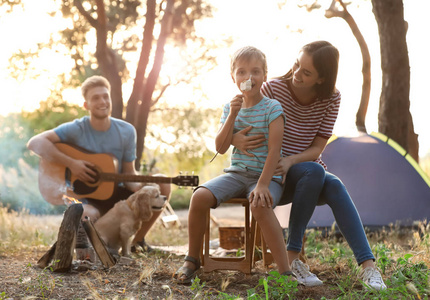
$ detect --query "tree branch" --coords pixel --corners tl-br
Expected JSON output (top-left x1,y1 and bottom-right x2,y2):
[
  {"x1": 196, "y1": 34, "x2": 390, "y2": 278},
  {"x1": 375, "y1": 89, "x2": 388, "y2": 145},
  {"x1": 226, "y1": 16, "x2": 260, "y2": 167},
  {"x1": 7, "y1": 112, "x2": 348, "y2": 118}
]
[
  {"x1": 152, "y1": 82, "x2": 170, "y2": 107},
  {"x1": 326, "y1": 0, "x2": 371, "y2": 133},
  {"x1": 73, "y1": 0, "x2": 98, "y2": 28}
]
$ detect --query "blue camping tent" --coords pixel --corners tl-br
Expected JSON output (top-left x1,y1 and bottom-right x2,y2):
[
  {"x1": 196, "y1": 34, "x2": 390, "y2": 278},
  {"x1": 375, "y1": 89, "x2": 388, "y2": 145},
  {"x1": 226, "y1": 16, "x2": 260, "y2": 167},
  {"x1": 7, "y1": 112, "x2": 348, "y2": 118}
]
[{"x1": 306, "y1": 132, "x2": 430, "y2": 229}]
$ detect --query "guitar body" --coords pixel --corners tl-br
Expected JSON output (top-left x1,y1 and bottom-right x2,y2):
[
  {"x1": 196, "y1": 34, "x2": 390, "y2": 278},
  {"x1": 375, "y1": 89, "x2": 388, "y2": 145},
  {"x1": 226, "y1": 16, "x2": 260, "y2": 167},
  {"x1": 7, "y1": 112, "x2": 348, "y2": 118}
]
[
  {"x1": 39, "y1": 143, "x2": 118, "y2": 205},
  {"x1": 38, "y1": 143, "x2": 199, "y2": 205}
]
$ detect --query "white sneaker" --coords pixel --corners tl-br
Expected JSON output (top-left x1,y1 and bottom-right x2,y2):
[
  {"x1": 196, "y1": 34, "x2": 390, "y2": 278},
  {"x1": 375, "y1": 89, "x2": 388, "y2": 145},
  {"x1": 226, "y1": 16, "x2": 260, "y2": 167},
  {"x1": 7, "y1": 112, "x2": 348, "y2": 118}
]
[
  {"x1": 360, "y1": 267, "x2": 387, "y2": 291},
  {"x1": 291, "y1": 259, "x2": 323, "y2": 287}
]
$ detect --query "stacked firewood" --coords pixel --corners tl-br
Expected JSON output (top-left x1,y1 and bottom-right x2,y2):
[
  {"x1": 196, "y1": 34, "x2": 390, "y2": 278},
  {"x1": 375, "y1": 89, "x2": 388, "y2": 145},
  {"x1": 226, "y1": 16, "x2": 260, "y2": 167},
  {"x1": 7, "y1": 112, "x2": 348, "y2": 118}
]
[{"x1": 37, "y1": 203, "x2": 116, "y2": 272}]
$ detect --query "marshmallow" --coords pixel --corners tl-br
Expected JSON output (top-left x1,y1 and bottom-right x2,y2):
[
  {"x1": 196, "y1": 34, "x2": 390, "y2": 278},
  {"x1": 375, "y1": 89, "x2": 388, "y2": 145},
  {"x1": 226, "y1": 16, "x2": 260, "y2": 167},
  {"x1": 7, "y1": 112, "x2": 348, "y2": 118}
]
[{"x1": 240, "y1": 76, "x2": 252, "y2": 92}]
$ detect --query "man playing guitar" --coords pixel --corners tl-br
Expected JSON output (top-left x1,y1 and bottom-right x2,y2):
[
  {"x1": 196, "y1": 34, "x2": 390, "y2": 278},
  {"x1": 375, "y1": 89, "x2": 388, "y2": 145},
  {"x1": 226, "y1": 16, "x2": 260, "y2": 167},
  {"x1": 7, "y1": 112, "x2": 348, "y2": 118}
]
[{"x1": 27, "y1": 75, "x2": 171, "y2": 257}]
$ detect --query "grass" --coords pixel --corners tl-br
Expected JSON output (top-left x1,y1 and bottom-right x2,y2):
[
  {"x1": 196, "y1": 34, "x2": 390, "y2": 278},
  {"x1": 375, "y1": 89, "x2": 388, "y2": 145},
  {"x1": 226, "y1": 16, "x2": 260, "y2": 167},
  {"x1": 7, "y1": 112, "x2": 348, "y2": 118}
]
[
  {"x1": 0, "y1": 206, "x2": 429, "y2": 299},
  {"x1": 0, "y1": 206, "x2": 60, "y2": 254}
]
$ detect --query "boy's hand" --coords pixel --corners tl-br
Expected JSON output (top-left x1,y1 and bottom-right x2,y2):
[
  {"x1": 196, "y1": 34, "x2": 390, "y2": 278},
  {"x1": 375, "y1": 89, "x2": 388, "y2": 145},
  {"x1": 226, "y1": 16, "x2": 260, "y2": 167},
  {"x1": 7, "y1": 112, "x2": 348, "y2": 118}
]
[
  {"x1": 249, "y1": 185, "x2": 273, "y2": 208},
  {"x1": 230, "y1": 94, "x2": 244, "y2": 117}
]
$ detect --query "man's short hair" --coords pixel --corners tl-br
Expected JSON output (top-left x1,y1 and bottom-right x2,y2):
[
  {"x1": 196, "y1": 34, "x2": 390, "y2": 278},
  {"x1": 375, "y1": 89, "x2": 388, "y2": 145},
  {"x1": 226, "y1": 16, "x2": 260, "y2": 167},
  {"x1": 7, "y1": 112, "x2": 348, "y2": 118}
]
[{"x1": 81, "y1": 75, "x2": 111, "y2": 101}]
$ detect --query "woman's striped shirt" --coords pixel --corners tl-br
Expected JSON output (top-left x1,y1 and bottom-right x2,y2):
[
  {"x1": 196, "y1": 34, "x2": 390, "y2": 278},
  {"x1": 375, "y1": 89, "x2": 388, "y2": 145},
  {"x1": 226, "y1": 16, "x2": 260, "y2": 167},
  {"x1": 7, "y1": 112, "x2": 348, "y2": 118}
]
[{"x1": 261, "y1": 79, "x2": 341, "y2": 169}]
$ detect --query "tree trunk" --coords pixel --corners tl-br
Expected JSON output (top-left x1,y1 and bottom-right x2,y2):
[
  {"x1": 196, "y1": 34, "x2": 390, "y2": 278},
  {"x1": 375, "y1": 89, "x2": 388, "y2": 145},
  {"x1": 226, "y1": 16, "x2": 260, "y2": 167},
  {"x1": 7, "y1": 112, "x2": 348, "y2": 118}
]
[
  {"x1": 408, "y1": 113, "x2": 419, "y2": 162},
  {"x1": 125, "y1": 0, "x2": 156, "y2": 127},
  {"x1": 75, "y1": 0, "x2": 124, "y2": 119},
  {"x1": 325, "y1": 0, "x2": 371, "y2": 133},
  {"x1": 371, "y1": 0, "x2": 418, "y2": 161},
  {"x1": 133, "y1": 0, "x2": 175, "y2": 170},
  {"x1": 74, "y1": 0, "x2": 209, "y2": 166},
  {"x1": 94, "y1": 0, "x2": 123, "y2": 119}
]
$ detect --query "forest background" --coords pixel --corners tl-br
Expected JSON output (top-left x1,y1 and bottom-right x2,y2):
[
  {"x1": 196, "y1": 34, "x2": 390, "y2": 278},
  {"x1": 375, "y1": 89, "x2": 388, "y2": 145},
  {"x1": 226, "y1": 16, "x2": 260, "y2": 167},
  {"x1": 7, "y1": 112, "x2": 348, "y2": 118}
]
[{"x1": 0, "y1": 0, "x2": 429, "y2": 215}]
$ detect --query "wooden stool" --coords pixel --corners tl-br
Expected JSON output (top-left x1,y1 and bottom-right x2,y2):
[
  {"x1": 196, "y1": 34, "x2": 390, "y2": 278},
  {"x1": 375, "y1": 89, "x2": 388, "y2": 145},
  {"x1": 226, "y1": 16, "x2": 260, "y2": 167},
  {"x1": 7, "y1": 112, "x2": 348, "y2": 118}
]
[
  {"x1": 201, "y1": 198, "x2": 255, "y2": 274},
  {"x1": 201, "y1": 198, "x2": 273, "y2": 274}
]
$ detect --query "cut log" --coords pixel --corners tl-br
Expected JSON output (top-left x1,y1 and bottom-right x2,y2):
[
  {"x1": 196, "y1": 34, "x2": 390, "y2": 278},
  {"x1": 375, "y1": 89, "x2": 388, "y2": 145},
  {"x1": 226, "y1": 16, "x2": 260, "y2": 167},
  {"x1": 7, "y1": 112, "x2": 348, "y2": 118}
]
[
  {"x1": 52, "y1": 203, "x2": 83, "y2": 272},
  {"x1": 82, "y1": 216, "x2": 117, "y2": 268},
  {"x1": 37, "y1": 241, "x2": 57, "y2": 269}
]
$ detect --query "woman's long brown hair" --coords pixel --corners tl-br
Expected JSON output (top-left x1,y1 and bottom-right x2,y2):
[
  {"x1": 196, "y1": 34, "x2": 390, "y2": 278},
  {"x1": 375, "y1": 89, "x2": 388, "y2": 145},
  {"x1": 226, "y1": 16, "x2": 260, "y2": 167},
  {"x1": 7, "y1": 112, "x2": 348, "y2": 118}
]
[{"x1": 276, "y1": 41, "x2": 339, "y2": 99}]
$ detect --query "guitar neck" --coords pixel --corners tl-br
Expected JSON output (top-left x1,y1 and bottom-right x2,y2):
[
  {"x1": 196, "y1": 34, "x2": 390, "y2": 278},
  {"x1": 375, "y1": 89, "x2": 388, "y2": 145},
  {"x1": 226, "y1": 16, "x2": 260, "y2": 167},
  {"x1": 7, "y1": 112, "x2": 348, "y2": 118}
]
[
  {"x1": 99, "y1": 173, "x2": 199, "y2": 187},
  {"x1": 101, "y1": 173, "x2": 173, "y2": 184}
]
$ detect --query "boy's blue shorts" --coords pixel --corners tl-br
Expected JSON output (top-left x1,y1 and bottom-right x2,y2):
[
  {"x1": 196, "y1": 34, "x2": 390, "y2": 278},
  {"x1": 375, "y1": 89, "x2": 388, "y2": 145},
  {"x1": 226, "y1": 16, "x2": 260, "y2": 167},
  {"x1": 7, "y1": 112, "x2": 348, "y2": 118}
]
[{"x1": 197, "y1": 170, "x2": 283, "y2": 208}]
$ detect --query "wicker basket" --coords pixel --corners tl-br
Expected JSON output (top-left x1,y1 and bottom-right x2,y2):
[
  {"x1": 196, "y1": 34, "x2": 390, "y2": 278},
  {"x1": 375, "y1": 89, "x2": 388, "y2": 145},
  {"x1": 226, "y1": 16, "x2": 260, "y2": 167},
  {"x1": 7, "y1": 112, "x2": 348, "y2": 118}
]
[{"x1": 219, "y1": 226, "x2": 245, "y2": 250}]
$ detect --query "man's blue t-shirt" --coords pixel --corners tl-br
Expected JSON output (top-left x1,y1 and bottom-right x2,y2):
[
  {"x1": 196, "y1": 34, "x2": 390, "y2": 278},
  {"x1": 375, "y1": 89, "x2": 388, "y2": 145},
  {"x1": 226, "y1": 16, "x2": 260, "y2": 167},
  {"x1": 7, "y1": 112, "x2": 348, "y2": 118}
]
[{"x1": 54, "y1": 116, "x2": 137, "y2": 172}]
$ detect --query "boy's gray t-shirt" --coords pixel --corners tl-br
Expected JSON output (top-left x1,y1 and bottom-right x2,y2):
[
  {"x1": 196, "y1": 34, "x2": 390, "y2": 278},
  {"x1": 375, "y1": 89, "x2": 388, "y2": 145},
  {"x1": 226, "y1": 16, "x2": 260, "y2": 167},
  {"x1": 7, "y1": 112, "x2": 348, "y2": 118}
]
[{"x1": 54, "y1": 116, "x2": 137, "y2": 172}]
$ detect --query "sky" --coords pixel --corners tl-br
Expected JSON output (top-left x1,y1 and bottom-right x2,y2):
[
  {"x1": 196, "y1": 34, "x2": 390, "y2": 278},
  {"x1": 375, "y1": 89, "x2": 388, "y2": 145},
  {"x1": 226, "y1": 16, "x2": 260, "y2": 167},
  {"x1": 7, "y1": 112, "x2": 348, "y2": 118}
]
[{"x1": 1, "y1": 0, "x2": 429, "y2": 158}]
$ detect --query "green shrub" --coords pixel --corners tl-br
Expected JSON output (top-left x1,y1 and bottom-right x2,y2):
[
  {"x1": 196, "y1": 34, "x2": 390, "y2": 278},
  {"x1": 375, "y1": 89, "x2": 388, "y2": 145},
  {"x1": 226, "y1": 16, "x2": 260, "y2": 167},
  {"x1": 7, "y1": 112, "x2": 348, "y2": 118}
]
[{"x1": 169, "y1": 187, "x2": 193, "y2": 210}]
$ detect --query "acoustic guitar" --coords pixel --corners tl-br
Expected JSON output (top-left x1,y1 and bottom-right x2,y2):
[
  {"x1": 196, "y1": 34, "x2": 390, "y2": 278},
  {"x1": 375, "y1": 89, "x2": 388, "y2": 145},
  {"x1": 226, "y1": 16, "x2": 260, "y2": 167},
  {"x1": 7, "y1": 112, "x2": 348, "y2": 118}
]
[{"x1": 38, "y1": 143, "x2": 199, "y2": 205}]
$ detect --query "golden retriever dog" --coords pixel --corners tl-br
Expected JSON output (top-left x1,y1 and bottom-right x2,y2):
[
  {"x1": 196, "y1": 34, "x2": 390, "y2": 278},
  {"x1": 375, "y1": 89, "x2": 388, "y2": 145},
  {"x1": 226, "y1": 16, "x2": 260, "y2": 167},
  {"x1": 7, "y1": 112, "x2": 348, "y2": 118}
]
[{"x1": 94, "y1": 185, "x2": 166, "y2": 257}]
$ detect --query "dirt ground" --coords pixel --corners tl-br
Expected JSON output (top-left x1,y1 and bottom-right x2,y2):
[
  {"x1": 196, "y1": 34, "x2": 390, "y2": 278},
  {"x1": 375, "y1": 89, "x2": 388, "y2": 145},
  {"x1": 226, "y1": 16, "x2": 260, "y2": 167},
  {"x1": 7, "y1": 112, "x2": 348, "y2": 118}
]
[
  {"x1": 0, "y1": 248, "x2": 344, "y2": 299},
  {"x1": 0, "y1": 207, "x2": 348, "y2": 299}
]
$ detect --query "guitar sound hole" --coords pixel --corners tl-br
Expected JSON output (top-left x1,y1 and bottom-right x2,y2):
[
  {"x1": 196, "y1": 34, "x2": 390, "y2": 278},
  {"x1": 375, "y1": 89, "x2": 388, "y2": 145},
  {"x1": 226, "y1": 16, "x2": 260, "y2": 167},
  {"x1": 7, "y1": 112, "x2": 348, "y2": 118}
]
[
  {"x1": 73, "y1": 180, "x2": 98, "y2": 195},
  {"x1": 71, "y1": 167, "x2": 100, "y2": 195}
]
